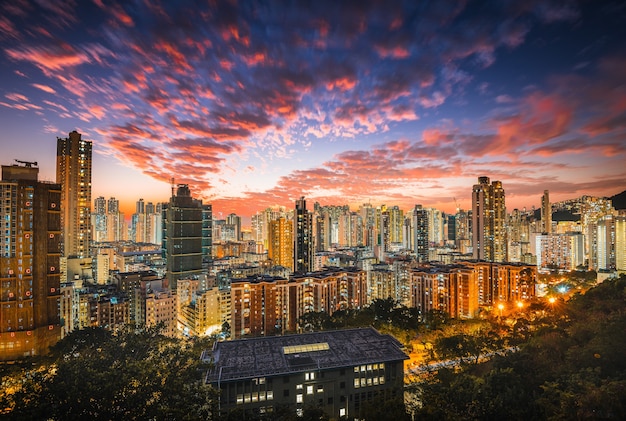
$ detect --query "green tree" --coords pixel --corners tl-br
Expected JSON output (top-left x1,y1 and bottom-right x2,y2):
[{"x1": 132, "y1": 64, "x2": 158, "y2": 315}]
[{"x1": 6, "y1": 326, "x2": 219, "y2": 420}]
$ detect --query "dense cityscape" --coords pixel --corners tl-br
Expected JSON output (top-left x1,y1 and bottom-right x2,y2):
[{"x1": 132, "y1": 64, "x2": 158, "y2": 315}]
[
  {"x1": 2, "y1": 1, "x2": 626, "y2": 420},
  {"x1": 1, "y1": 131, "x2": 625, "y2": 418}
]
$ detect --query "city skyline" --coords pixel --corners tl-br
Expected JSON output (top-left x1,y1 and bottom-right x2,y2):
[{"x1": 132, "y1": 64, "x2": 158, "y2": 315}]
[{"x1": 1, "y1": 1, "x2": 625, "y2": 219}]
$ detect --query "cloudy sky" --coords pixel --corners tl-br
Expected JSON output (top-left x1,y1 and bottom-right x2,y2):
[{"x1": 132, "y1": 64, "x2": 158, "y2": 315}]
[{"x1": 1, "y1": 0, "x2": 625, "y2": 219}]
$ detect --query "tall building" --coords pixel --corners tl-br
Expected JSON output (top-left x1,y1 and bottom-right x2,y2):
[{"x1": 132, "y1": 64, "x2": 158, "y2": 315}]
[
  {"x1": 268, "y1": 217, "x2": 293, "y2": 270},
  {"x1": 202, "y1": 204, "x2": 213, "y2": 266},
  {"x1": 92, "y1": 196, "x2": 107, "y2": 243},
  {"x1": 536, "y1": 232, "x2": 585, "y2": 271},
  {"x1": 105, "y1": 197, "x2": 125, "y2": 242},
  {"x1": 226, "y1": 213, "x2": 242, "y2": 241},
  {"x1": 163, "y1": 185, "x2": 204, "y2": 289},
  {"x1": 294, "y1": 197, "x2": 313, "y2": 273},
  {"x1": 411, "y1": 205, "x2": 429, "y2": 262},
  {"x1": 1, "y1": 163, "x2": 62, "y2": 361},
  {"x1": 472, "y1": 176, "x2": 507, "y2": 262},
  {"x1": 541, "y1": 190, "x2": 552, "y2": 234},
  {"x1": 56, "y1": 130, "x2": 92, "y2": 257}
]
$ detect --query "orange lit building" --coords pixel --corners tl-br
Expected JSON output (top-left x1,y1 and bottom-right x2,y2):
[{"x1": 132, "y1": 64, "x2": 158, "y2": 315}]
[
  {"x1": 230, "y1": 268, "x2": 368, "y2": 338},
  {"x1": 268, "y1": 217, "x2": 293, "y2": 270},
  {"x1": 0, "y1": 163, "x2": 62, "y2": 361}
]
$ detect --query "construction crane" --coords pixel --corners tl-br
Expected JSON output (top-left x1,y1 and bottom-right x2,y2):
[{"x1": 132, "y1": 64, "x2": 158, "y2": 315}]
[{"x1": 14, "y1": 159, "x2": 38, "y2": 167}]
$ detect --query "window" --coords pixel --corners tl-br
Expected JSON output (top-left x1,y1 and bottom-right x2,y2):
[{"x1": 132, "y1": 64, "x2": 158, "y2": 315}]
[
  {"x1": 305, "y1": 372, "x2": 315, "y2": 381},
  {"x1": 306, "y1": 385, "x2": 313, "y2": 395},
  {"x1": 317, "y1": 385, "x2": 324, "y2": 393},
  {"x1": 284, "y1": 389, "x2": 289, "y2": 397},
  {"x1": 340, "y1": 408, "x2": 346, "y2": 416},
  {"x1": 296, "y1": 394, "x2": 303, "y2": 403},
  {"x1": 354, "y1": 378, "x2": 360, "y2": 388},
  {"x1": 296, "y1": 384, "x2": 303, "y2": 390}
]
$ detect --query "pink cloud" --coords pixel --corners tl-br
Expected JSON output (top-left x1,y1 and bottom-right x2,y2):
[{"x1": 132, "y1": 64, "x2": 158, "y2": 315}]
[{"x1": 31, "y1": 83, "x2": 56, "y2": 94}]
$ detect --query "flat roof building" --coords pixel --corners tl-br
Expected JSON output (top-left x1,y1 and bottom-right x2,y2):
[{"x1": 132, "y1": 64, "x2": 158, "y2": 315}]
[{"x1": 204, "y1": 327, "x2": 408, "y2": 419}]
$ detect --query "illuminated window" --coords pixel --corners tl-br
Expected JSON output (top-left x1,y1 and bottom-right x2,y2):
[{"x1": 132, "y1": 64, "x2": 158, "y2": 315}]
[
  {"x1": 354, "y1": 378, "x2": 360, "y2": 388},
  {"x1": 306, "y1": 385, "x2": 313, "y2": 395},
  {"x1": 296, "y1": 394, "x2": 303, "y2": 403}
]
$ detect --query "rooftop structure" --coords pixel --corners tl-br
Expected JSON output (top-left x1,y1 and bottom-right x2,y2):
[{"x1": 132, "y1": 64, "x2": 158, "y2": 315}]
[
  {"x1": 205, "y1": 326, "x2": 407, "y2": 383},
  {"x1": 204, "y1": 327, "x2": 407, "y2": 418}
]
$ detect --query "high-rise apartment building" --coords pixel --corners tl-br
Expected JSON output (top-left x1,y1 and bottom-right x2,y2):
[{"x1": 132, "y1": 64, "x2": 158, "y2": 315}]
[
  {"x1": 536, "y1": 232, "x2": 585, "y2": 271},
  {"x1": 411, "y1": 205, "x2": 429, "y2": 262},
  {"x1": 56, "y1": 130, "x2": 92, "y2": 257},
  {"x1": 0, "y1": 163, "x2": 62, "y2": 361},
  {"x1": 596, "y1": 214, "x2": 626, "y2": 271},
  {"x1": 472, "y1": 176, "x2": 507, "y2": 262},
  {"x1": 294, "y1": 197, "x2": 313, "y2": 273},
  {"x1": 92, "y1": 196, "x2": 107, "y2": 243},
  {"x1": 163, "y1": 185, "x2": 204, "y2": 289},
  {"x1": 541, "y1": 190, "x2": 552, "y2": 234},
  {"x1": 268, "y1": 217, "x2": 293, "y2": 270}
]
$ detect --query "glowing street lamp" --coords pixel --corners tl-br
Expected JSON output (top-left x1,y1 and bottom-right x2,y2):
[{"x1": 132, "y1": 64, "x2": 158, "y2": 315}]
[
  {"x1": 516, "y1": 301, "x2": 524, "y2": 310},
  {"x1": 497, "y1": 303, "x2": 504, "y2": 317}
]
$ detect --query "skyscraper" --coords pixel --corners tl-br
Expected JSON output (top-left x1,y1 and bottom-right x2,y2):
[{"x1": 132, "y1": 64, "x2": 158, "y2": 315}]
[
  {"x1": 92, "y1": 196, "x2": 107, "y2": 243},
  {"x1": 56, "y1": 131, "x2": 92, "y2": 257},
  {"x1": 412, "y1": 205, "x2": 429, "y2": 262},
  {"x1": 1, "y1": 162, "x2": 62, "y2": 361},
  {"x1": 163, "y1": 185, "x2": 204, "y2": 289},
  {"x1": 294, "y1": 197, "x2": 313, "y2": 273},
  {"x1": 268, "y1": 217, "x2": 293, "y2": 270},
  {"x1": 541, "y1": 190, "x2": 552, "y2": 234},
  {"x1": 472, "y1": 176, "x2": 507, "y2": 262}
]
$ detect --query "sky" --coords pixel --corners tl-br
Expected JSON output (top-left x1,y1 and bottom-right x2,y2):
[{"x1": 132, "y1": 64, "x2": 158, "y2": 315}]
[{"x1": 1, "y1": 0, "x2": 625, "y2": 220}]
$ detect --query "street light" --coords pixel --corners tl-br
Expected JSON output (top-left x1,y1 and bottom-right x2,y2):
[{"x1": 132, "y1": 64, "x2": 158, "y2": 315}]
[
  {"x1": 516, "y1": 301, "x2": 524, "y2": 310},
  {"x1": 497, "y1": 303, "x2": 504, "y2": 317}
]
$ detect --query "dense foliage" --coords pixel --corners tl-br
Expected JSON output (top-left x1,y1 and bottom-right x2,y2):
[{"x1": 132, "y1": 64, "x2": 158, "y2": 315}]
[
  {"x1": 1, "y1": 326, "x2": 218, "y2": 420},
  {"x1": 410, "y1": 274, "x2": 626, "y2": 420}
]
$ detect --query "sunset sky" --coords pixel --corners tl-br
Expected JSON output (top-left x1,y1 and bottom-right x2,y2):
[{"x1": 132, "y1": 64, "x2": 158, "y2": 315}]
[{"x1": 1, "y1": 0, "x2": 625, "y2": 220}]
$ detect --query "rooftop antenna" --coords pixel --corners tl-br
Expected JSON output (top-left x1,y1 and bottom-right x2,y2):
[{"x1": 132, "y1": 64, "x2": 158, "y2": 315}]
[
  {"x1": 170, "y1": 177, "x2": 175, "y2": 198},
  {"x1": 15, "y1": 159, "x2": 38, "y2": 167}
]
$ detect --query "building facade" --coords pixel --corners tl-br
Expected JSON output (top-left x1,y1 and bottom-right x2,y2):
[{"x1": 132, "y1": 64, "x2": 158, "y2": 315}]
[
  {"x1": 163, "y1": 184, "x2": 204, "y2": 289},
  {"x1": 56, "y1": 131, "x2": 92, "y2": 257},
  {"x1": 472, "y1": 176, "x2": 507, "y2": 262},
  {"x1": 204, "y1": 327, "x2": 407, "y2": 419},
  {"x1": 0, "y1": 163, "x2": 62, "y2": 360},
  {"x1": 294, "y1": 197, "x2": 314, "y2": 273}
]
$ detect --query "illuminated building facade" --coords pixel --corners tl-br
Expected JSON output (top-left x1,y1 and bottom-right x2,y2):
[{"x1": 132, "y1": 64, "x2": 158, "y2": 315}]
[
  {"x1": 268, "y1": 217, "x2": 293, "y2": 270},
  {"x1": 56, "y1": 130, "x2": 92, "y2": 257},
  {"x1": 472, "y1": 176, "x2": 507, "y2": 262},
  {"x1": 536, "y1": 232, "x2": 585, "y2": 272},
  {"x1": 410, "y1": 262, "x2": 535, "y2": 318},
  {"x1": 230, "y1": 268, "x2": 368, "y2": 338},
  {"x1": 0, "y1": 163, "x2": 62, "y2": 360}
]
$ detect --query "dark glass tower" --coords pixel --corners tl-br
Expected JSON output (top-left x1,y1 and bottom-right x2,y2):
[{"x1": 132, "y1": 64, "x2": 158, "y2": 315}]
[
  {"x1": 294, "y1": 197, "x2": 313, "y2": 273},
  {"x1": 163, "y1": 185, "x2": 203, "y2": 289}
]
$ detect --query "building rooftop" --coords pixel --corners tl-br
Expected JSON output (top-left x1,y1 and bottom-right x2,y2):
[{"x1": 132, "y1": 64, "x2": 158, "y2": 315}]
[{"x1": 204, "y1": 327, "x2": 408, "y2": 384}]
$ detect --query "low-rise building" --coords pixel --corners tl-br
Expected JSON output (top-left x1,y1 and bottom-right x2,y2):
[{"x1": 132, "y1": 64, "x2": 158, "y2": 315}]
[{"x1": 204, "y1": 327, "x2": 407, "y2": 419}]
